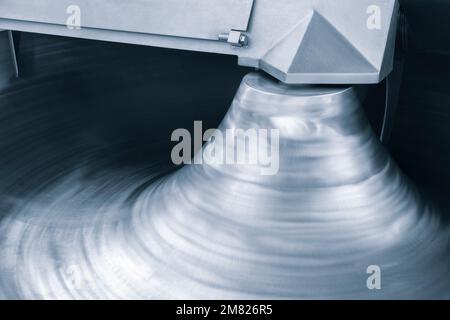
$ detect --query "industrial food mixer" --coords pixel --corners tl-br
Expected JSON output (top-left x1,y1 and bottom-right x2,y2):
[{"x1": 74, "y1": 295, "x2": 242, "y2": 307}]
[{"x1": 0, "y1": 0, "x2": 448, "y2": 300}]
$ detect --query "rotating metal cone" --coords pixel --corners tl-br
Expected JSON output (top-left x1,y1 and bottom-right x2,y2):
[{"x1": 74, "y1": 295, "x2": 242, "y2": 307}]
[
  {"x1": 129, "y1": 73, "x2": 450, "y2": 299},
  {"x1": 1, "y1": 73, "x2": 449, "y2": 299}
]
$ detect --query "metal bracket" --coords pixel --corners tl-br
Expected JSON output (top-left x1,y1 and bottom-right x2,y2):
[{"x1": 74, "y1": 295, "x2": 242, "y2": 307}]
[{"x1": 218, "y1": 30, "x2": 249, "y2": 47}]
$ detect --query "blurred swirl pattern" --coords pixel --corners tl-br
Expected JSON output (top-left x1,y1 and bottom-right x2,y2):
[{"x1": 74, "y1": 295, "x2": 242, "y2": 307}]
[{"x1": 0, "y1": 32, "x2": 448, "y2": 299}]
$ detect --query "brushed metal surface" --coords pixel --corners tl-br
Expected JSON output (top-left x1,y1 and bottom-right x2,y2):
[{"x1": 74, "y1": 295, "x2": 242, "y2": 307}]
[
  {"x1": 0, "y1": 0, "x2": 398, "y2": 84},
  {"x1": 0, "y1": 0, "x2": 255, "y2": 41}
]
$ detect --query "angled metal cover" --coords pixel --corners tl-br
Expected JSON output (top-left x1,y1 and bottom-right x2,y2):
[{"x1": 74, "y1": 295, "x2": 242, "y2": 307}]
[
  {"x1": 258, "y1": 10, "x2": 382, "y2": 84},
  {"x1": 243, "y1": 0, "x2": 399, "y2": 84},
  {"x1": 0, "y1": 0, "x2": 255, "y2": 41},
  {"x1": 0, "y1": 0, "x2": 398, "y2": 84}
]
